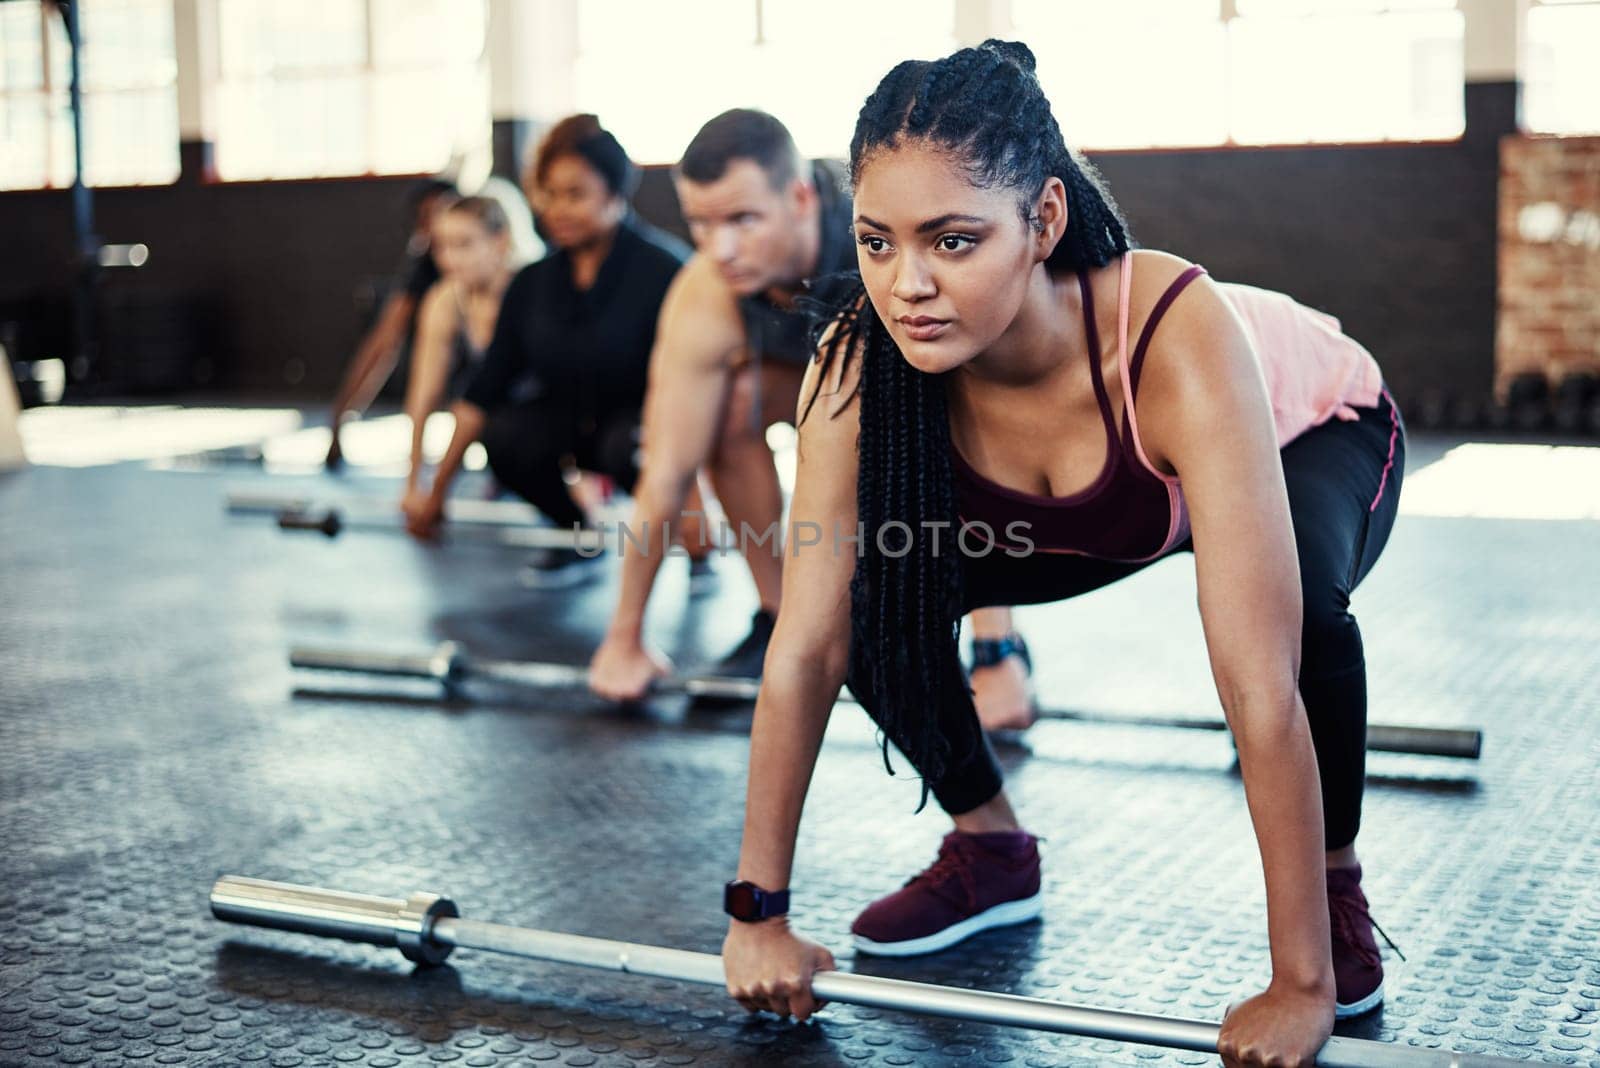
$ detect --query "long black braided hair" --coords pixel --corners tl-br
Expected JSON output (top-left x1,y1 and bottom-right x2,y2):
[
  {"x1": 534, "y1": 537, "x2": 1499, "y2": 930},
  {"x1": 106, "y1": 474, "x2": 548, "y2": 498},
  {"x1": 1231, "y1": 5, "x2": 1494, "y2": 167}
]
[{"x1": 803, "y1": 39, "x2": 1133, "y2": 809}]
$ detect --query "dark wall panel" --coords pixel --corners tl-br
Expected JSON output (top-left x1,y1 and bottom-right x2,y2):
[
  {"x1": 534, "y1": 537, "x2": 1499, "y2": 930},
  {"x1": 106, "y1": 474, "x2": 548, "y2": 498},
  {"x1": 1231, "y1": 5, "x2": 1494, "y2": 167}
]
[
  {"x1": 0, "y1": 84, "x2": 1515, "y2": 403},
  {"x1": 1, "y1": 143, "x2": 418, "y2": 393},
  {"x1": 1088, "y1": 82, "x2": 1515, "y2": 401}
]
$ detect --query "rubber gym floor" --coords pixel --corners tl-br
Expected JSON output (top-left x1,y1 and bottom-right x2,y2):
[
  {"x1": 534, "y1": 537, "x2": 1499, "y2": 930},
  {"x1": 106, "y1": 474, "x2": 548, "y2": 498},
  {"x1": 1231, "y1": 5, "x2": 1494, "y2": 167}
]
[{"x1": 3, "y1": 424, "x2": 1598, "y2": 1067}]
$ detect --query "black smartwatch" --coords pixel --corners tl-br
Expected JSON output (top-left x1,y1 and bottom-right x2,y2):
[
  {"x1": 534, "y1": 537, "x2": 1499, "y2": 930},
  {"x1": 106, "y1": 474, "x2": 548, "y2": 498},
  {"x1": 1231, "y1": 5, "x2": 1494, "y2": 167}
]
[
  {"x1": 970, "y1": 632, "x2": 1031, "y2": 672},
  {"x1": 723, "y1": 879, "x2": 790, "y2": 922}
]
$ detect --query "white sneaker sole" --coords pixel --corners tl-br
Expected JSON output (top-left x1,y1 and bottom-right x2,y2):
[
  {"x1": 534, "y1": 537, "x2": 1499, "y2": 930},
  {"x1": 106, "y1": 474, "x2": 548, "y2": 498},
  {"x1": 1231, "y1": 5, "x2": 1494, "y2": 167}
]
[
  {"x1": 1335, "y1": 981, "x2": 1384, "y2": 1019},
  {"x1": 852, "y1": 892, "x2": 1044, "y2": 958}
]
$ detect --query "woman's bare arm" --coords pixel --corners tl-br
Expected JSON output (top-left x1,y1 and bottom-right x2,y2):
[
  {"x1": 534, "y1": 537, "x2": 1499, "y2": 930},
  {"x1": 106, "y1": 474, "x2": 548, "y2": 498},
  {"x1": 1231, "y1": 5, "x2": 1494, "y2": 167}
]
[
  {"x1": 1137, "y1": 265, "x2": 1334, "y2": 1063},
  {"x1": 735, "y1": 340, "x2": 862, "y2": 891},
  {"x1": 719, "y1": 333, "x2": 863, "y2": 1025},
  {"x1": 403, "y1": 283, "x2": 460, "y2": 490}
]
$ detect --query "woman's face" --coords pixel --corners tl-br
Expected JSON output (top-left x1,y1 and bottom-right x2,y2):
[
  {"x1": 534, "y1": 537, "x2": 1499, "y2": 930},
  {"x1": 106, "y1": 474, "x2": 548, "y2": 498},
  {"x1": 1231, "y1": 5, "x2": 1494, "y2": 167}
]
[
  {"x1": 532, "y1": 154, "x2": 625, "y2": 251},
  {"x1": 432, "y1": 211, "x2": 508, "y2": 288},
  {"x1": 853, "y1": 140, "x2": 1051, "y2": 374}
]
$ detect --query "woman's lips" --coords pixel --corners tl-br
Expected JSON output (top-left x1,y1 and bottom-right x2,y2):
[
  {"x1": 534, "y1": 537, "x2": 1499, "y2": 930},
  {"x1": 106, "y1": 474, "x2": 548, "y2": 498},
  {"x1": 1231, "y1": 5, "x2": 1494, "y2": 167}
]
[{"x1": 898, "y1": 316, "x2": 951, "y2": 341}]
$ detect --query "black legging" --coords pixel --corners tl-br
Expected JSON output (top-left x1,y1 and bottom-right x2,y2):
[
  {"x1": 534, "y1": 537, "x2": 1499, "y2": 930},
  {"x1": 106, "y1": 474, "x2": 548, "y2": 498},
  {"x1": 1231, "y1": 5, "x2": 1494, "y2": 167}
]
[
  {"x1": 853, "y1": 392, "x2": 1405, "y2": 852},
  {"x1": 479, "y1": 400, "x2": 640, "y2": 529}
]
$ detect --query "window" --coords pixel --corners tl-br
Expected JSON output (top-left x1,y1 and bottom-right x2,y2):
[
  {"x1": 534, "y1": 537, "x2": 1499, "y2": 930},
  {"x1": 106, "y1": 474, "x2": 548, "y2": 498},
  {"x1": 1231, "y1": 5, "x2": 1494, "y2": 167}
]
[
  {"x1": 214, "y1": 0, "x2": 490, "y2": 181},
  {"x1": 1524, "y1": 0, "x2": 1600, "y2": 135},
  {"x1": 573, "y1": 0, "x2": 954, "y2": 164},
  {"x1": 1229, "y1": 1, "x2": 1464, "y2": 145},
  {"x1": 1011, "y1": 1, "x2": 1230, "y2": 150},
  {"x1": 1011, "y1": 0, "x2": 1463, "y2": 150},
  {"x1": 0, "y1": 0, "x2": 179, "y2": 191}
]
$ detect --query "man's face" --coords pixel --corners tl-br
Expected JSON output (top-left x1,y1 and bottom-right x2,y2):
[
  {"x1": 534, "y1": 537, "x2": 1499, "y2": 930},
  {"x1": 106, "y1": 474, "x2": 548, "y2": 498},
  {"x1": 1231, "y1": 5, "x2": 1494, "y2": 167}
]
[{"x1": 676, "y1": 160, "x2": 810, "y2": 296}]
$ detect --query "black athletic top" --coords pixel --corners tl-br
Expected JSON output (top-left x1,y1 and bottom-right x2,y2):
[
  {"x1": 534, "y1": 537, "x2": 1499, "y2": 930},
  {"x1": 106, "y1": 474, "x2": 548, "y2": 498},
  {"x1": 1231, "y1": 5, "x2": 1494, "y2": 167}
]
[
  {"x1": 462, "y1": 215, "x2": 690, "y2": 418},
  {"x1": 444, "y1": 286, "x2": 490, "y2": 402},
  {"x1": 736, "y1": 160, "x2": 858, "y2": 367}
]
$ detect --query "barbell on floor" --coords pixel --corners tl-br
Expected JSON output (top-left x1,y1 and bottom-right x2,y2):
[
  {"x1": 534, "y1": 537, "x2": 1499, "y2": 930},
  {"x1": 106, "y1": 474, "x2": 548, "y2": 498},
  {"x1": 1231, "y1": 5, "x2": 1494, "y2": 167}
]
[
  {"x1": 288, "y1": 641, "x2": 1484, "y2": 760},
  {"x1": 227, "y1": 492, "x2": 598, "y2": 550},
  {"x1": 274, "y1": 507, "x2": 601, "y2": 550},
  {"x1": 226, "y1": 491, "x2": 315, "y2": 516},
  {"x1": 228, "y1": 492, "x2": 541, "y2": 526},
  {"x1": 210, "y1": 875, "x2": 1521, "y2": 1068}
]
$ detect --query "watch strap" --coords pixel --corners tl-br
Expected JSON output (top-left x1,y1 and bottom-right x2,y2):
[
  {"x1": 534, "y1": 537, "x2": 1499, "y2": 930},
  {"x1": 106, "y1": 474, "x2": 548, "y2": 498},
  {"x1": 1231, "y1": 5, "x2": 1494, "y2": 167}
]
[
  {"x1": 970, "y1": 632, "x2": 1032, "y2": 673},
  {"x1": 723, "y1": 880, "x2": 790, "y2": 922}
]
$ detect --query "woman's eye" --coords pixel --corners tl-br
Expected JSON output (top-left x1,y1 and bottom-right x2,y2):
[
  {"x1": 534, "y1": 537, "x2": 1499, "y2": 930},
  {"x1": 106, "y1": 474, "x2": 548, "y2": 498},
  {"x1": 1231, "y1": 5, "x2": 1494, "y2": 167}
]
[
  {"x1": 857, "y1": 235, "x2": 889, "y2": 254},
  {"x1": 937, "y1": 234, "x2": 974, "y2": 252}
]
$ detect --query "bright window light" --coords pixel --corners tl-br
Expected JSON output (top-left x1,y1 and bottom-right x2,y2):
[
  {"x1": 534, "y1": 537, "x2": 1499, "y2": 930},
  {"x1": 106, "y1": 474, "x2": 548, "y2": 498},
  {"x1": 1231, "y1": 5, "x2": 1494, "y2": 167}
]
[
  {"x1": 1400, "y1": 443, "x2": 1600, "y2": 521},
  {"x1": 573, "y1": 0, "x2": 953, "y2": 164},
  {"x1": 1012, "y1": 1, "x2": 1228, "y2": 150},
  {"x1": 1229, "y1": 8, "x2": 1464, "y2": 144},
  {"x1": 214, "y1": 0, "x2": 490, "y2": 181},
  {"x1": 0, "y1": 0, "x2": 179, "y2": 190},
  {"x1": 1015, "y1": 0, "x2": 1462, "y2": 149},
  {"x1": 1524, "y1": 1, "x2": 1600, "y2": 135}
]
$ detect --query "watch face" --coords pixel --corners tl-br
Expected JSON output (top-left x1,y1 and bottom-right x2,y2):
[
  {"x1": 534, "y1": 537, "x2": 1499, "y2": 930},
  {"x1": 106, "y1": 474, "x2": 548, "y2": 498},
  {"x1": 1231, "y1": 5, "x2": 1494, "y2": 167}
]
[{"x1": 726, "y1": 882, "x2": 758, "y2": 918}]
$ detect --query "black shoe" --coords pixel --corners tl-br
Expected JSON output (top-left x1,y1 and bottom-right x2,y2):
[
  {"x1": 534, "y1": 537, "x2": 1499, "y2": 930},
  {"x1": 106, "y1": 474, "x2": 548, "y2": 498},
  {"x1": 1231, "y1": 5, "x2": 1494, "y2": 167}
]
[
  {"x1": 519, "y1": 547, "x2": 602, "y2": 589},
  {"x1": 715, "y1": 608, "x2": 776, "y2": 679},
  {"x1": 688, "y1": 609, "x2": 775, "y2": 712},
  {"x1": 687, "y1": 554, "x2": 719, "y2": 597}
]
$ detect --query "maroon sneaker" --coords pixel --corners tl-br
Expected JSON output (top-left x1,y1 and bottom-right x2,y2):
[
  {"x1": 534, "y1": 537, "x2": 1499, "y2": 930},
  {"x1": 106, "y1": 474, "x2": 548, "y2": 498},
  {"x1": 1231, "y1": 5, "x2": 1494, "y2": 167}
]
[
  {"x1": 1327, "y1": 864, "x2": 1400, "y2": 1018},
  {"x1": 851, "y1": 830, "x2": 1043, "y2": 957}
]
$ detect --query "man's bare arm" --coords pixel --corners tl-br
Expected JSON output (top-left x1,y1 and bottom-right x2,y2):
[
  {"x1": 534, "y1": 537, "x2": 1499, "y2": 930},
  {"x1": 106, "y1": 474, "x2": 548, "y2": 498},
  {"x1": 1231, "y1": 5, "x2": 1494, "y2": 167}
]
[{"x1": 606, "y1": 256, "x2": 748, "y2": 642}]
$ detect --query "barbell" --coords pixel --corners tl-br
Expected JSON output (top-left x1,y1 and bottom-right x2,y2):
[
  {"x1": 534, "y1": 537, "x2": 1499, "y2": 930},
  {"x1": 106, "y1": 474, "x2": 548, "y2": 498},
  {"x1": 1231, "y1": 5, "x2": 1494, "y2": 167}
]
[
  {"x1": 209, "y1": 875, "x2": 1523, "y2": 1068},
  {"x1": 288, "y1": 641, "x2": 1483, "y2": 760}
]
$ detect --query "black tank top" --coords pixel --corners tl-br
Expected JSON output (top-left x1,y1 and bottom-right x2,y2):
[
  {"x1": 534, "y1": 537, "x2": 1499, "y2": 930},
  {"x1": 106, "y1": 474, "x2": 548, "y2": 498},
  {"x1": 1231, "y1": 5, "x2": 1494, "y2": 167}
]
[
  {"x1": 736, "y1": 159, "x2": 857, "y2": 367},
  {"x1": 445, "y1": 305, "x2": 490, "y2": 400}
]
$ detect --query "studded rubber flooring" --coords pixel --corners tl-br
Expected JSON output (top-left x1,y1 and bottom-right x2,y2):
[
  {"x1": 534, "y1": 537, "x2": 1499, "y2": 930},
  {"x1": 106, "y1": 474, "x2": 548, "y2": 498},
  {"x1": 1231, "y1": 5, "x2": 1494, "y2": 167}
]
[{"x1": 3, "y1": 433, "x2": 1599, "y2": 1067}]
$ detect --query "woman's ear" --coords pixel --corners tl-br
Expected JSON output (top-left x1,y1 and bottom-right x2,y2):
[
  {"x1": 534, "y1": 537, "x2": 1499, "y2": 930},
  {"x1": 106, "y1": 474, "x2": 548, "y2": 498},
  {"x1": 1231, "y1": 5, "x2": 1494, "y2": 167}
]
[{"x1": 1034, "y1": 176, "x2": 1068, "y2": 262}]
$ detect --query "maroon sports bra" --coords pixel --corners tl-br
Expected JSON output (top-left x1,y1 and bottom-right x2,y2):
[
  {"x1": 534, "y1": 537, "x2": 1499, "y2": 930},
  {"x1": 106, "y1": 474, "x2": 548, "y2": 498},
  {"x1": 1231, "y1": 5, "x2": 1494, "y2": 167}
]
[{"x1": 951, "y1": 259, "x2": 1206, "y2": 563}]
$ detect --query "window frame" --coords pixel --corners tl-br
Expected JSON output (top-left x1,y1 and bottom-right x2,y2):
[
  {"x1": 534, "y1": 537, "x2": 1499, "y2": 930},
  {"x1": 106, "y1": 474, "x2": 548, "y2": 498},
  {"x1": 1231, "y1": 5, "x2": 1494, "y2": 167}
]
[
  {"x1": 207, "y1": 0, "x2": 491, "y2": 185},
  {"x1": 1010, "y1": 0, "x2": 1469, "y2": 155},
  {"x1": 0, "y1": 0, "x2": 181, "y2": 192},
  {"x1": 1521, "y1": 0, "x2": 1600, "y2": 137}
]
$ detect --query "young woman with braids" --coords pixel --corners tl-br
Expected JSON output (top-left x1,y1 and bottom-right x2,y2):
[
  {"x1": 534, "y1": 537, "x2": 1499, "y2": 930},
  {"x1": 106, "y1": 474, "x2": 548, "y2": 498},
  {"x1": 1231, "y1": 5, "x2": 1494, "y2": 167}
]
[{"x1": 719, "y1": 41, "x2": 1405, "y2": 1067}]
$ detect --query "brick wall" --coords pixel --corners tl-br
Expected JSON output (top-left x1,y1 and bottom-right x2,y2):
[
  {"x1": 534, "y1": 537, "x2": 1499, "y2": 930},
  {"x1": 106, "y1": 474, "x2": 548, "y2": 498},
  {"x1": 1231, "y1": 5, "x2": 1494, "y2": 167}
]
[{"x1": 1497, "y1": 135, "x2": 1600, "y2": 392}]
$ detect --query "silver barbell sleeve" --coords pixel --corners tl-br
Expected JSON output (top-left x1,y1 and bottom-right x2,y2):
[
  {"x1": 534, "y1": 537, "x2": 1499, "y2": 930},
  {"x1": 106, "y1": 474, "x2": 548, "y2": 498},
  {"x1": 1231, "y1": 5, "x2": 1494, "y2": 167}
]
[{"x1": 210, "y1": 875, "x2": 458, "y2": 965}]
